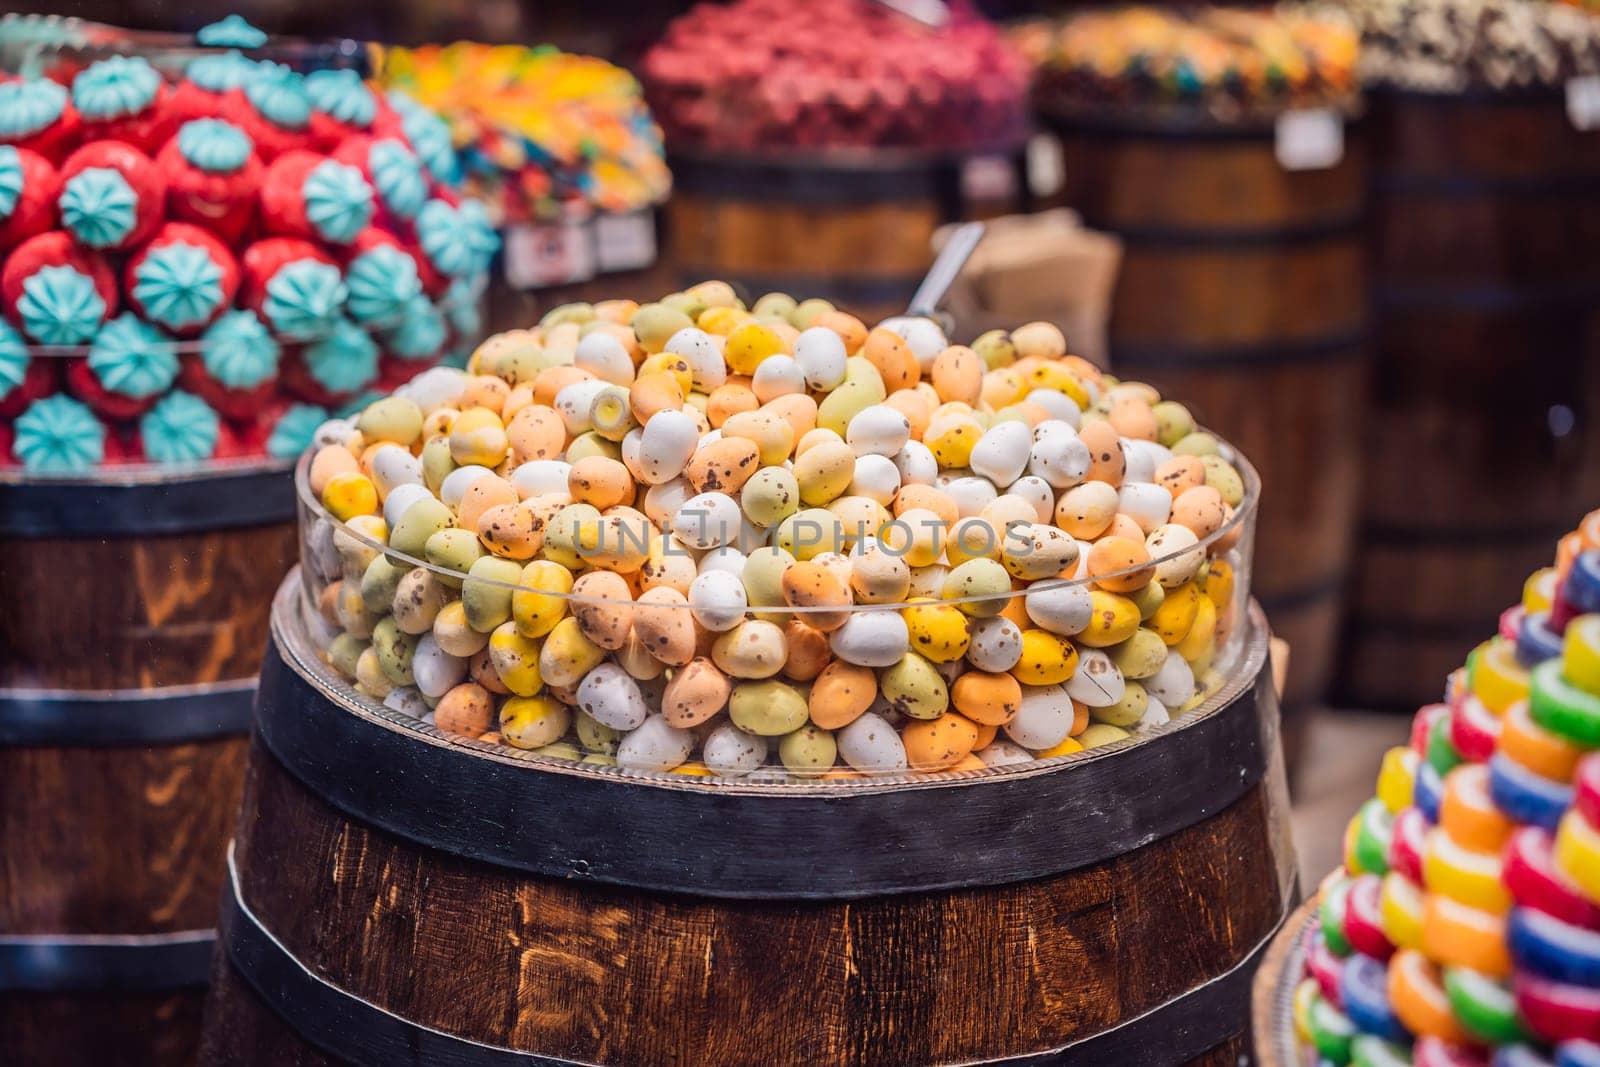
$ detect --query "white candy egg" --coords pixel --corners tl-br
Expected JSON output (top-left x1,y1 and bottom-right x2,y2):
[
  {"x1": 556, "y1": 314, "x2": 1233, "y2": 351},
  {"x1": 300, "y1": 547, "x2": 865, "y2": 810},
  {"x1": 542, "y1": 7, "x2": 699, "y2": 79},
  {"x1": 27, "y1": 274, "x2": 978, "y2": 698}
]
[
  {"x1": 944, "y1": 476, "x2": 998, "y2": 518},
  {"x1": 411, "y1": 634, "x2": 467, "y2": 698},
  {"x1": 846, "y1": 404, "x2": 912, "y2": 458},
  {"x1": 439, "y1": 464, "x2": 496, "y2": 508},
  {"x1": 703, "y1": 722, "x2": 768, "y2": 776},
  {"x1": 880, "y1": 316, "x2": 949, "y2": 371},
  {"x1": 1005, "y1": 475, "x2": 1056, "y2": 524},
  {"x1": 1027, "y1": 388, "x2": 1082, "y2": 426},
  {"x1": 673, "y1": 491, "x2": 742, "y2": 549},
  {"x1": 643, "y1": 477, "x2": 693, "y2": 526},
  {"x1": 829, "y1": 612, "x2": 911, "y2": 667},
  {"x1": 966, "y1": 616, "x2": 1023, "y2": 672},
  {"x1": 1029, "y1": 432, "x2": 1091, "y2": 488},
  {"x1": 1066, "y1": 649, "x2": 1126, "y2": 707},
  {"x1": 1005, "y1": 683, "x2": 1075, "y2": 750},
  {"x1": 697, "y1": 545, "x2": 748, "y2": 577},
  {"x1": 383, "y1": 482, "x2": 434, "y2": 531},
  {"x1": 394, "y1": 366, "x2": 466, "y2": 413},
  {"x1": 509, "y1": 459, "x2": 572, "y2": 498},
  {"x1": 1122, "y1": 439, "x2": 1172, "y2": 485},
  {"x1": 369, "y1": 444, "x2": 423, "y2": 500},
  {"x1": 837, "y1": 712, "x2": 909, "y2": 773},
  {"x1": 893, "y1": 441, "x2": 939, "y2": 486},
  {"x1": 1148, "y1": 523, "x2": 1206, "y2": 588},
  {"x1": 574, "y1": 331, "x2": 634, "y2": 385},
  {"x1": 969, "y1": 421, "x2": 1032, "y2": 485},
  {"x1": 752, "y1": 354, "x2": 805, "y2": 403},
  {"x1": 577, "y1": 663, "x2": 648, "y2": 731},
  {"x1": 1024, "y1": 582, "x2": 1094, "y2": 636},
  {"x1": 977, "y1": 739, "x2": 1034, "y2": 767},
  {"x1": 665, "y1": 327, "x2": 726, "y2": 391},
  {"x1": 848, "y1": 454, "x2": 901, "y2": 505},
  {"x1": 794, "y1": 326, "x2": 848, "y2": 390},
  {"x1": 1145, "y1": 650, "x2": 1198, "y2": 708},
  {"x1": 639, "y1": 409, "x2": 700, "y2": 485},
  {"x1": 616, "y1": 714, "x2": 694, "y2": 771},
  {"x1": 1118, "y1": 482, "x2": 1174, "y2": 534},
  {"x1": 553, "y1": 378, "x2": 612, "y2": 436},
  {"x1": 384, "y1": 686, "x2": 430, "y2": 719},
  {"x1": 689, "y1": 569, "x2": 749, "y2": 632}
]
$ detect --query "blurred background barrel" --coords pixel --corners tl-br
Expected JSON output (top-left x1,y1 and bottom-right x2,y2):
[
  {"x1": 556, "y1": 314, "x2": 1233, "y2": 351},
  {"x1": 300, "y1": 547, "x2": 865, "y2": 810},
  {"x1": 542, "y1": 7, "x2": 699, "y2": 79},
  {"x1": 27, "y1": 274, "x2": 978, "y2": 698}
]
[
  {"x1": 1338, "y1": 89, "x2": 1600, "y2": 710},
  {"x1": 0, "y1": 465, "x2": 297, "y2": 1066},
  {"x1": 203, "y1": 584, "x2": 1296, "y2": 1066},
  {"x1": 664, "y1": 149, "x2": 1023, "y2": 323},
  {"x1": 1049, "y1": 113, "x2": 1371, "y2": 719}
]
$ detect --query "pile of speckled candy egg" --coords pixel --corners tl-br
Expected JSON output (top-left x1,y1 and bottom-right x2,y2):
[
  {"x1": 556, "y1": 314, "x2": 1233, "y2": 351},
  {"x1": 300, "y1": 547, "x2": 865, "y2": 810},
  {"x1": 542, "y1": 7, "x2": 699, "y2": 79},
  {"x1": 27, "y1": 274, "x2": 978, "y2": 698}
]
[
  {"x1": 0, "y1": 14, "x2": 494, "y2": 473},
  {"x1": 298, "y1": 280, "x2": 1252, "y2": 779},
  {"x1": 1294, "y1": 511, "x2": 1600, "y2": 1065}
]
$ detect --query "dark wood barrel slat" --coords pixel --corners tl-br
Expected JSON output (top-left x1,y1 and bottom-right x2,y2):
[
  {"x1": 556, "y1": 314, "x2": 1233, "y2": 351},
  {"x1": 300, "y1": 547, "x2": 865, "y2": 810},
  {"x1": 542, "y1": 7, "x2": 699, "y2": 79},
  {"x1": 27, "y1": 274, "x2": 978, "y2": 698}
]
[
  {"x1": 1340, "y1": 91, "x2": 1600, "y2": 711},
  {"x1": 0, "y1": 464, "x2": 296, "y2": 1066},
  {"x1": 1050, "y1": 118, "x2": 1369, "y2": 714},
  {"x1": 663, "y1": 149, "x2": 1007, "y2": 324},
  {"x1": 201, "y1": 586, "x2": 1297, "y2": 1066}
]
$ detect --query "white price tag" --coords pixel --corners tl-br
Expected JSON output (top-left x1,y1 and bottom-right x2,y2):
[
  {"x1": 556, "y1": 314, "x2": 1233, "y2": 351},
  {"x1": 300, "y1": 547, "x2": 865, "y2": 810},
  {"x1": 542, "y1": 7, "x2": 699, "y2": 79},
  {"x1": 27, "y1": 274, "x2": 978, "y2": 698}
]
[
  {"x1": 1026, "y1": 133, "x2": 1065, "y2": 199},
  {"x1": 1567, "y1": 75, "x2": 1600, "y2": 132},
  {"x1": 595, "y1": 211, "x2": 658, "y2": 273},
  {"x1": 502, "y1": 221, "x2": 596, "y2": 290},
  {"x1": 1275, "y1": 109, "x2": 1343, "y2": 171},
  {"x1": 960, "y1": 156, "x2": 1018, "y2": 203}
]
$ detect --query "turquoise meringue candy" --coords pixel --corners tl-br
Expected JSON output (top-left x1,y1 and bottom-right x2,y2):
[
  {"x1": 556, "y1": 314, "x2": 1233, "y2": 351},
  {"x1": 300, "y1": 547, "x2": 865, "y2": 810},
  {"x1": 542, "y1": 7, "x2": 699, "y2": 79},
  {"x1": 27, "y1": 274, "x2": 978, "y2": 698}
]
[
  {"x1": 14, "y1": 394, "x2": 104, "y2": 472},
  {"x1": 262, "y1": 258, "x2": 346, "y2": 340},
  {"x1": 187, "y1": 50, "x2": 259, "y2": 93},
  {"x1": 446, "y1": 277, "x2": 483, "y2": 344},
  {"x1": 88, "y1": 313, "x2": 178, "y2": 398},
  {"x1": 305, "y1": 69, "x2": 376, "y2": 129},
  {"x1": 177, "y1": 119, "x2": 253, "y2": 173},
  {"x1": 416, "y1": 199, "x2": 499, "y2": 279},
  {"x1": 244, "y1": 62, "x2": 310, "y2": 130},
  {"x1": 0, "y1": 146, "x2": 24, "y2": 220},
  {"x1": 385, "y1": 295, "x2": 447, "y2": 360},
  {"x1": 17, "y1": 265, "x2": 106, "y2": 345},
  {"x1": 267, "y1": 403, "x2": 329, "y2": 459},
  {"x1": 200, "y1": 310, "x2": 281, "y2": 389},
  {"x1": 302, "y1": 160, "x2": 373, "y2": 244},
  {"x1": 196, "y1": 14, "x2": 267, "y2": 48},
  {"x1": 141, "y1": 390, "x2": 219, "y2": 464},
  {"x1": 72, "y1": 55, "x2": 161, "y2": 120},
  {"x1": 368, "y1": 139, "x2": 426, "y2": 219},
  {"x1": 0, "y1": 78, "x2": 67, "y2": 140},
  {"x1": 132, "y1": 241, "x2": 226, "y2": 332},
  {"x1": 394, "y1": 95, "x2": 459, "y2": 186},
  {"x1": 303, "y1": 317, "x2": 378, "y2": 394},
  {"x1": 344, "y1": 243, "x2": 422, "y2": 325},
  {"x1": 0, "y1": 318, "x2": 29, "y2": 402},
  {"x1": 59, "y1": 167, "x2": 138, "y2": 248}
]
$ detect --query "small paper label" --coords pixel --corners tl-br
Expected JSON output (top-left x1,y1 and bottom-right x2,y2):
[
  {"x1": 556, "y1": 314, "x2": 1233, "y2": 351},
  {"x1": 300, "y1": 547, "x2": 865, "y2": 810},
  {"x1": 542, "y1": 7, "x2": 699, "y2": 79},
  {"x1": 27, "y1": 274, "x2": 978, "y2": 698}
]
[
  {"x1": 1568, "y1": 75, "x2": 1600, "y2": 132},
  {"x1": 960, "y1": 155, "x2": 1017, "y2": 203},
  {"x1": 595, "y1": 211, "x2": 658, "y2": 273},
  {"x1": 1026, "y1": 133, "x2": 1065, "y2": 198},
  {"x1": 1275, "y1": 109, "x2": 1343, "y2": 171},
  {"x1": 503, "y1": 221, "x2": 596, "y2": 290}
]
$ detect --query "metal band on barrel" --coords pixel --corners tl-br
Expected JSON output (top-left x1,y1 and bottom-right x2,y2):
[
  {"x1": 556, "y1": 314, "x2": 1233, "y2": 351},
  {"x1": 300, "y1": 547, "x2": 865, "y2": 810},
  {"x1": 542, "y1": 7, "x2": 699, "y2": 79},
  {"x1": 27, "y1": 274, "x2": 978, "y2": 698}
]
[
  {"x1": 0, "y1": 461, "x2": 296, "y2": 538},
  {"x1": 0, "y1": 679, "x2": 257, "y2": 746},
  {"x1": 0, "y1": 929, "x2": 214, "y2": 992},
  {"x1": 220, "y1": 843, "x2": 1295, "y2": 1067},
  {"x1": 255, "y1": 578, "x2": 1275, "y2": 900}
]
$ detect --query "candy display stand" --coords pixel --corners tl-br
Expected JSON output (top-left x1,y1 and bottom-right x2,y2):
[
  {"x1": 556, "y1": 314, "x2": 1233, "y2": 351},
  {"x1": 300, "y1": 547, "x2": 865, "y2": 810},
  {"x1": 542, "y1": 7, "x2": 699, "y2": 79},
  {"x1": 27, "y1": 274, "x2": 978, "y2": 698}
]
[
  {"x1": 664, "y1": 146, "x2": 1026, "y2": 328},
  {"x1": 0, "y1": 458, "x2": 296, "y2": 1066},
  {"x1": 200, "y1": 575, "x2": 1296, "y2": 1066},
  {"x1": 1044, "y1": 105, "x2": 1370, "y2": 716},
  {"x1": 1341, "y1": 86, "x2": 1600, "y2": 710},
  {"x1": 1252, "y1": 893, "x2": 1325, "y2": 1067}
]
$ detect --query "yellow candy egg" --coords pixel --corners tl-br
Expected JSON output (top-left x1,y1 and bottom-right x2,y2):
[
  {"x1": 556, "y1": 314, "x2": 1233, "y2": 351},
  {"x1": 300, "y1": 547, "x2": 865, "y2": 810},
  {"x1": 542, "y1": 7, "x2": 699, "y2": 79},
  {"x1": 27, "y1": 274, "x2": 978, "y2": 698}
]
[
  {"x1": 1013, "y1": 629, "x2": 1079, "y2": 686},
  {"x1": 321, "y1": 471, "x2": 379, "y2": 521},
  {"x1": 903, "y1": 599, "x2": 972, "y2": 663},
  {"x1": 1075, "y1": 591, "x2": 1141, "y2": 648}
]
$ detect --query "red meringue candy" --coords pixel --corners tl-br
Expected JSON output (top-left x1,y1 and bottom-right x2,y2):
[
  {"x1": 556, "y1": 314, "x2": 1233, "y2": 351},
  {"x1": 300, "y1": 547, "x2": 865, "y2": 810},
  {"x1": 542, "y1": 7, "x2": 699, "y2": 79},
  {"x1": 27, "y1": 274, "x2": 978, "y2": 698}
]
[
  {"x1": 343, "y1": 225, "x2": 445, "y2": 300},
  {"x1": 238, "y1": 236, "x2": 341, "y2": 321},
  {"x1": 57, "y1": 140, "x2": 168, "y2": 251},
  {"x1": 0, "y1": 81, "x2": 83, "y2": 164},
  {"x1": 80, "y1": 84, "x2": 175, "y2": 156},
  {"x1": 0, "y1": 230, "x2": 118, "y2": 338},
  {"x1": 124, "y1": 222, "x2": 242, "y2": 337},
  {"x1": 259, "y1": 150, "x2": 374, "y2": 246},
  {"x1": 0, "y1": 356, "x2": 59, "y2": 420},
  {"x1": 157, "y1": 124, "x2": 264, "y2": 245},
  {"x1": 0, "y1": 147, "x2": 61, "y2": 250}
]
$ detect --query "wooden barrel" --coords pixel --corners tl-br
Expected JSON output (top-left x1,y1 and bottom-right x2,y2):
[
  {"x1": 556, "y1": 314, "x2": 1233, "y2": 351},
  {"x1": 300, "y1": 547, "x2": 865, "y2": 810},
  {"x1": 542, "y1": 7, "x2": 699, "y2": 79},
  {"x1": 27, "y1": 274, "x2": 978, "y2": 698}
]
[
  {"x1": 1339, "y1": 89, "x2": 1600, "y2": 710},
  {"x1": 1051, "y1": 113, "x2": 1371, "y2": 714},
  {"x1": 663, "y1": 148, "x2": 1024, "y2": 323},
  {"x1": 200, "y1": 577, "x2": 1298, "y2": 1067},
  {"x1": 0, "y1": 464, "x2": 298, "y2": 1066},
  {"x1": 1250, "y1": 893, "x2": 1323, "y2": 1067}
]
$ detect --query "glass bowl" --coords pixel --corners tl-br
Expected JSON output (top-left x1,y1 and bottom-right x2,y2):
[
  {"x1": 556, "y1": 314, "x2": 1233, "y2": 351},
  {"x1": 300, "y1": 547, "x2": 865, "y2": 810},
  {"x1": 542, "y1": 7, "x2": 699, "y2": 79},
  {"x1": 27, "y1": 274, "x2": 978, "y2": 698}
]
[{"x1": 289, "y1": 425, "x2": 1260, "y2": 783}]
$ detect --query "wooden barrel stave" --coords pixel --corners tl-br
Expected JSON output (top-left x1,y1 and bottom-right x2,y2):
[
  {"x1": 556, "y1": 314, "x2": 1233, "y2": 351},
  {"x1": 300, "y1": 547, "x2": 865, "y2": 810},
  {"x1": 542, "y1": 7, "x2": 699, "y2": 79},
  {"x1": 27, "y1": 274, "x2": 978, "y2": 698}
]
[
  {"x1": 1052, "y1": 119, "x2": 1370, "y2": 713},
  {"x1": 0, "y1": 468, "x2": 296, "y2": 1066},
  {"x1": 1340, "y1": 91, "x2": 1600, "y2": 711},
  {"x1": 200, "y1": 582, "x2": 1298, "y2": 1066}
]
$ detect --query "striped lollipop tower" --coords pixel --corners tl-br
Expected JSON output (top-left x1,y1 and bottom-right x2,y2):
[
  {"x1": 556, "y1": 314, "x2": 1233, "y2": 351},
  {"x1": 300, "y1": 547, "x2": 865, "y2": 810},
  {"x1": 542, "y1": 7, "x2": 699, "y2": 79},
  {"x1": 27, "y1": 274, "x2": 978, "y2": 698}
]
[{"x1": 1294, "y1": 511, "x2": 1600, "y2": 1067}]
